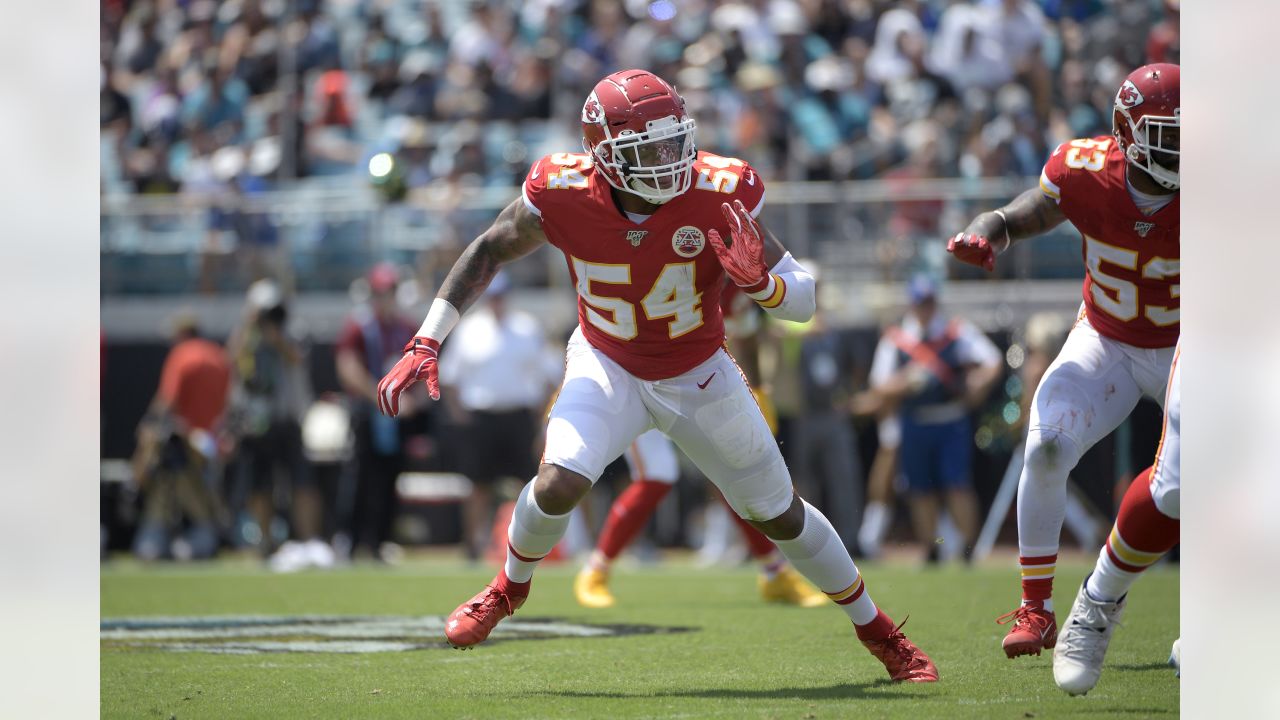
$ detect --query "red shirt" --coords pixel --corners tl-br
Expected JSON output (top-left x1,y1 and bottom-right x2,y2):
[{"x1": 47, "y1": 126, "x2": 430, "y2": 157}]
[
  {"x1": 335, "y1": 311, "x2": 417, "y2": 378},
  {"x1": 1040, "y1": 136, "x2": 1180, "y2": 348},
  {"x1": 523, "y1": 150, "x2": 767, "y2": 380},
  {"x1": 157, "y1": 338, "x2": 231, "y2": 432}
]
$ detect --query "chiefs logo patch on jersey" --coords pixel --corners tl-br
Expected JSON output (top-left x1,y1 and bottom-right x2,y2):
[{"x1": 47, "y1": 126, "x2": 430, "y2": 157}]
[
  {"x1": 1117, "y1": 80, "x2": 1144, "y2": 109},
  {"x1": 672, "y1": 226, "x2": 705, "y2": 257}
]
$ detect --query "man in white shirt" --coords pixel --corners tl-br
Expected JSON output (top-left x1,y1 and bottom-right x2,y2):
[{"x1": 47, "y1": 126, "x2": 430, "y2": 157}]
[{"x1": 438, "y1": 272, "x2": 562, "y2": 560}]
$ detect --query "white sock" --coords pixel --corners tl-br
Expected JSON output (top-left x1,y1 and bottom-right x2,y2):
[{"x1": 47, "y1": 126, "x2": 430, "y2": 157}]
[
  {"x1": 772, "y1": 500, "x2": 878, "y2": 625},
  {"x1": 504, "y1": 481, "x2": 571, "y2": 583},
  {"x1": 1085, "y1": 546, "x2": 1141, "y2": 603},
  {"x1": 937, "y1": 511, "x2": 963, "y2": 561},
  {"x1": 858, "y1": 501, "x2": 890, "y2": 556}
]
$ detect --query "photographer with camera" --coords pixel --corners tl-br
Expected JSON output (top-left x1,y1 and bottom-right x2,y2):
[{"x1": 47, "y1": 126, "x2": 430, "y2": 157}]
[
  {"x1": 131, "y1": 313, "x2": 230, "y2": 561},
  {"x1": 226, "y1": 279, "x2": 329, "y2": 570}
]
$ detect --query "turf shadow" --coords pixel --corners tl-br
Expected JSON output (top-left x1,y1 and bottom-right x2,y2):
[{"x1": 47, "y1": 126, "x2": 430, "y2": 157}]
[
  {"x1": 1107, "y1": 662, "x2": 1176, "y2": 672},
  {"x1": 529, "y1": 679, "x2": 925, "y2": 702}
]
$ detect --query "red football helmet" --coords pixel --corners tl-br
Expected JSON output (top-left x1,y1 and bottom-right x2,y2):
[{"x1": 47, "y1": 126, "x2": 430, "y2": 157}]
[
  {"x1": 1112, "y1": 63, "x2": 1180, "y2": 190},
  {"x1": 581, "y1": 69, "x2": 698, "y2": 205}
]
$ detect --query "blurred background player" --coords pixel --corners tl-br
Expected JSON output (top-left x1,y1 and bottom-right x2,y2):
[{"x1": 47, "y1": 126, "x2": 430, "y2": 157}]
[
  {"x1": 573, "y1": 427, "x2": 826, "y2": 609},
  {"x1": 778, "y1": 279, "x2": 866, "y2": 555},
  {"x1": 1054, "y1": 339, "x2": 1181, "y2": 695},
  {"x1": 225, "y1": 279, "x2": 328, "y2": 569},
  {"x1": 948, "y1": 64, "x2": 1179, "y2": 659},
  {"x1": 333, "y1": 263, "x2": 421, "y2": 562},
  {"x1": 131, "y1": 312, "x2": 230, "y2": 561},
  {"x1": 437, "y1": 270, "x2": 562, "y2": 561},
  {"x1": 378, "y1": 70, "x2": 937, "y2": 682},
  {"x1": 861, "y1": 275, "x2": 1002, "y2": 564}
]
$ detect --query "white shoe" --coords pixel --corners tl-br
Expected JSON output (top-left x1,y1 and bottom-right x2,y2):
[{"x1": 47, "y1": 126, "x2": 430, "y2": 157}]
[
  {"x1": 1053, "y1": 580, "x2": 1126, "y2": 696},
  {"x1": 305, "y1": 539, "x2": 336, "y2": 569},
  {"x1": 1169, "y1": 637, "x2": 1181, "y2": 677},
  {"x1": 269, "y1": 540, "x2": 310, "y2": 573}
]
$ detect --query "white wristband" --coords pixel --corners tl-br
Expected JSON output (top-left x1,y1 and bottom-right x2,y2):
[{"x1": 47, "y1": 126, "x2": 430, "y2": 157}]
[
  {"x1": 416, "y1": 298, "x2": 461, "y2": 343},
  {"x1": 992, "y1": 210, "x2": 1012, "y2": 254}
]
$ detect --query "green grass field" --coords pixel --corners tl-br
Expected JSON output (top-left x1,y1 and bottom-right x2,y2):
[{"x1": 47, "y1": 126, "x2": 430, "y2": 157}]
[{"x1": 101, "y1": 555, "x2": 1178, "y2": 719}]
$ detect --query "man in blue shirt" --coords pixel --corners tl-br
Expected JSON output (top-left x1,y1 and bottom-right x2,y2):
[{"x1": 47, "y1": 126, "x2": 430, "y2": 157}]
[{"x1": 865, "y1": 275, "x2": 1002, "y2": 563}]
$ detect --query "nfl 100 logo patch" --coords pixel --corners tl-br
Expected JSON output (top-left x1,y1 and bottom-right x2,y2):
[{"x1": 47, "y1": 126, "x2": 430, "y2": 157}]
[
  {"x1": 626, "y1": 229, "x2": 648, "y2": 247},
  {"x1": 1134, "y1": 221, "x2": 1155, "y2": 238}
]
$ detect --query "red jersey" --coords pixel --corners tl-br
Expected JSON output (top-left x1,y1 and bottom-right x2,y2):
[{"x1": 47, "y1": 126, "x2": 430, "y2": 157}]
[
  {"x1": 523, "y1": 150, "x2": 766, "y2": 380},
  {"x1": 157, "y1": 338, "x2": 231, "y2": 432},
  {"x1": 1040, "y1": 136, "x2": 1179, "y2": 348}
]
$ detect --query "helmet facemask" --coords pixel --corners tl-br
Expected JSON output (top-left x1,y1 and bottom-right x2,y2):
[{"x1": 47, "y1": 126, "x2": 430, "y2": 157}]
[
  {"x1": 588, "y1": 115, "x2": 697, "y2": 204},
  {"x1": 1117, "y1": 109, "x2": 1180, "y2": 190}
]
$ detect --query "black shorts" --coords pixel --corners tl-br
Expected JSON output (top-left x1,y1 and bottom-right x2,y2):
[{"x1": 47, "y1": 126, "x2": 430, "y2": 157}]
[
  {"x1": 239, "y1": 418, "x2": 313, "y2": 491},
  {"x1": 458, "y1": 409, "x2": 539, "y2": 486}
]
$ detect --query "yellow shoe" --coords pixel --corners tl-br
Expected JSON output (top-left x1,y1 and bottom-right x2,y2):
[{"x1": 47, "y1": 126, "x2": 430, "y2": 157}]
[
  {"x1": 574, "y1": 566, "x2": 616, "y2": 609},
  {"x1": 759, "y1": 567, "x2": 827, "y2": 608}
]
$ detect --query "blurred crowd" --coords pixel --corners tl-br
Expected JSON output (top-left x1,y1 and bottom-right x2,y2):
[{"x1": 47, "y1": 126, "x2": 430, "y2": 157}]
[{"x1": 102, "y1": 0, "x2": 1180, "y2": 199}]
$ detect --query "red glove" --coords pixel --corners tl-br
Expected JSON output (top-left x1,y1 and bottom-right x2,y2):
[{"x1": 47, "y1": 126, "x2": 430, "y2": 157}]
[
  {"x1": 708, "y1": 199, "x2": 770, "y2": 294},
  {"x1": 946, "y1": 232, "x2": 997, "y2": 272},
  {"x1": 377, "y1": 337, "x2": 440, "y2": 416}
]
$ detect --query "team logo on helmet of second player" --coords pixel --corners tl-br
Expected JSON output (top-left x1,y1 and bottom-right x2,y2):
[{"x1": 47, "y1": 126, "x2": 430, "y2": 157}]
[
  {"x1": 1117, "y1": 79, "x2": 1144, "y2": 109},
  {"x1": 672, "y1": 226, "x2": 705, "y2": 257}
]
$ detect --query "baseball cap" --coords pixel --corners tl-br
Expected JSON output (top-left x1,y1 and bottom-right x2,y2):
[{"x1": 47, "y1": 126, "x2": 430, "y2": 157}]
[
  {"x1": 367, "y1": 263, "x2": 399, "y2": 293},
  {"x1": 907, "y1": 274, "x2": 938, "y2": 305}
]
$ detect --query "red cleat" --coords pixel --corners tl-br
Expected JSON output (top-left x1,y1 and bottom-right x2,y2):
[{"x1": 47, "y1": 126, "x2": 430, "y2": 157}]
[
  {"x1": 996, "y1": 603, "x2": 1057, "y2": 658},
  {"x1": 860, "y1": 616, "x2": 940, "y2": 683},
  {"x1": 444, "y1": 579, "x2": 528, "y2": 649}
]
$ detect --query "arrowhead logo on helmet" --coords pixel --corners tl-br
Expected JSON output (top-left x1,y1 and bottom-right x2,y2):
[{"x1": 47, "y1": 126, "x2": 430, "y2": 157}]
[
  {"x1": 582, "y1": 93, "x2": 604, "y2": 125},
  {"x1": 1117, "y1": 80, "x2": 1144, "y2": 109}
]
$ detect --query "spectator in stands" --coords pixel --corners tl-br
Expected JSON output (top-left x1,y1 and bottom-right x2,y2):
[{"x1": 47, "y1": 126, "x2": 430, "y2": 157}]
[
  {"x1": 438, "y1": 271, "x2": 562, "y2": 561},
  {"x1": 863, "y1": 275, "x2": 1002, "y2": 564},
  {"x1": 101, "y1": 0, "x2": 1160, "y2": 195},
  {"x1": 1146, "y1": 0, "x2": 1180, "y2": 64},
  {"x1": 132, "y1": 312, "x2": 230, "y2": 561},
  {"x1": 334, "y1": 264, "x2": 422, "y2": 561},
  {"x1": 226, "y1": 280, "x2": 329, "y2": 570}
]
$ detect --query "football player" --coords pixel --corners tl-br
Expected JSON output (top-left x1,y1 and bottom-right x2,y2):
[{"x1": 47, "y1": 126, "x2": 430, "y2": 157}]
[
  {"x1": 947, "y1": 63, "x2": 1179, "y2": 659},
  {"x1": 575, "y1": 283, "x2": 824, "y2": 609},
  {"x1": 1053, "y1": 340, "x2": 1180, "y2": 695},
  {"x1": 379, "y1": 69, "x2": 937, "y2": 682}
]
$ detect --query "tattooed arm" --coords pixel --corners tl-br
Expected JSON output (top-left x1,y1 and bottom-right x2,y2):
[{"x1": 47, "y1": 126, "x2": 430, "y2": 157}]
[
  {"x1": 437, "y1": 197, "x2": 548, "y2": 313},
  {"x1": 374, "y1": 198, "x2": 547, "y2": 414},
  {"x1": 947, "y1": 187, "x2": 1067, "y2": 271}
]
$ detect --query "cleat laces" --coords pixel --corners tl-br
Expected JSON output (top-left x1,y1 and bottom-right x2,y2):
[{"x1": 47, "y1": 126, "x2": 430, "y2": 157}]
[
  {"x1": 1059, "y1": 596, "x2": 1121, "y2": 660},
  {"x1": 996, "y1": 605, "x2": 1053, "y2": 632},
  {"x1": 871, "y1": 617, "x2": 929, "y2": 674},
  {"x1": 467, "y1": 586, "x2": 517, "y2": 623}
]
